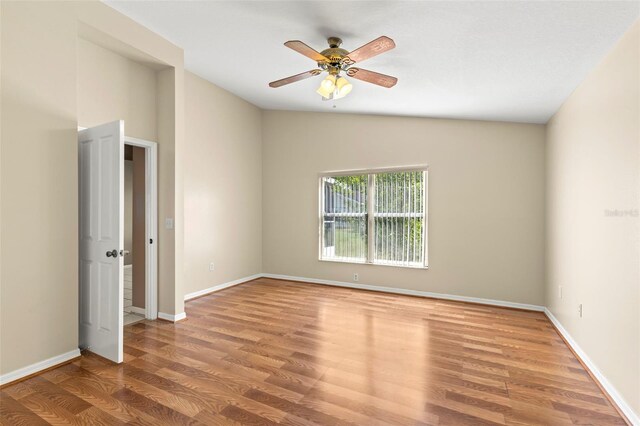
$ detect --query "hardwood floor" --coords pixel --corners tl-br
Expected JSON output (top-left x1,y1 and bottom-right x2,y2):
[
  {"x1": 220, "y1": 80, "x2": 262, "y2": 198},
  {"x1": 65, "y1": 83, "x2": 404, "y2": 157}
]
[{"x1": 0, "y1": 278, "x2": 628, "y2": 425}]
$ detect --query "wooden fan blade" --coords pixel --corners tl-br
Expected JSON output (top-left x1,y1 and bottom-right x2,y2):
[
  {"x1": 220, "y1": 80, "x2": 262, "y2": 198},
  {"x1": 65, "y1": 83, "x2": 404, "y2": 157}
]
[
  {"x1": 346, "y1": 36, "x2": 395, "y2": 64},
  {"x1": 269, "y1": 69, "x2": 322, "y2": 88},
  {"x1": 284, "y1": 40, "x2": 329, "y2": 62},
  {"x1": 347, "y1": 68, "x2": 397, "y2": 88}
]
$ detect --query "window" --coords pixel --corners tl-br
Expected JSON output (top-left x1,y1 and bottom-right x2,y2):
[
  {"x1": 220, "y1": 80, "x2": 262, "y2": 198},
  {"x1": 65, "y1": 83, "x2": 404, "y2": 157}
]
[{"x1": 320, "y1": 167, "x2": 428, "y2": 268}]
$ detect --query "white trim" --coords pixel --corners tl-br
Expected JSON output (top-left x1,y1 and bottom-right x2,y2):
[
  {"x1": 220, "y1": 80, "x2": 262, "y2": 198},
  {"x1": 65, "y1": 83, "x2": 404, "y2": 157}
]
[
  {"x1": 261, "y1": 273, "x2": 545, "y2": 312},
  {"x1": 422, "y1": 170, "x2": 429, "y2": 267},
  {"x1": 124, "y1": 136, "x2": 158, "y2": 321},
  {"x1": 319, "y1": 257, "x2": 428, "y2": 269},
  {"x1": 184, "y1": 274, "x2": 263, "y2": 301},
  {"x1": 5, "y1": 275, "x2": 633, "y2": 425},
  {"x1": 256, "y1": 274, "x2": 635, "y2": 421},
  {"x1": 77, "y1": 130, "x2": 159, "y2": 320},
  {"x1": 318, "y1": 164, "x2": 430, "y2": 178},
  {"x1": 544, "y1": 308, "x2": 639, "y2": 425},
  {"x1": 0, "y1": 349, "x2": 81, "y2": 386},
  {"x1": 158, "y1": 312, "x2": 187, "y2": 322},
  {"x1": 318, "y1": 167, "x2": 429, "y2": 269},
  {"x1": 129, "y1": 306, "x2": 146, "y2": 316},
  {"x1": 183, "y1": 272, "x2": 544, "y2": 312},
  {"x1": 318, "y1": 177, "x2": 324, "y2": 263}
]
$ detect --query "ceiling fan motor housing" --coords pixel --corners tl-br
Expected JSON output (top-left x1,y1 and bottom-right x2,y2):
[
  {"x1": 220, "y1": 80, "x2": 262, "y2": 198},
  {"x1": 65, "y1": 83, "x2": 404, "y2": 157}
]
[{"x1": 319, "y1": 37, "x2": 351, "y2": 72}]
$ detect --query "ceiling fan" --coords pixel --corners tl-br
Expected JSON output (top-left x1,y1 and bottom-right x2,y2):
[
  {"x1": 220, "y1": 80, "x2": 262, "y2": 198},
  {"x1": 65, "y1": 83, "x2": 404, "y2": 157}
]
[{"x1": 269, "y1": 36, "x2": 397, "y2": 100}]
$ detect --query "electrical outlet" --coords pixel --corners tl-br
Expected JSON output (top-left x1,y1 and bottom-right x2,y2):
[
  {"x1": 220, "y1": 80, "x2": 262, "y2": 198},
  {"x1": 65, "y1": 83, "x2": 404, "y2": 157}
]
[
  {"x1": 559, "y1": 286, "x2": 563, "y2": 299},
  {"x1": 353, "y1": 273, "x2": 359, "y2": 282},
  {"x1": 578, "y1": 303, "x2": 583, "y2": 318},
  {"x1": 209, "y1": 262, "x2": 215, "y2": 272}
]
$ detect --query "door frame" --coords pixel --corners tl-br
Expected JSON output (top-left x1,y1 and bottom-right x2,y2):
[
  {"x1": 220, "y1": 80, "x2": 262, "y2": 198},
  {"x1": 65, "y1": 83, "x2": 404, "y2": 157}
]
[
  {"x1": 77, "y1": 127, "x2": 158, "y2": 321},
  {"x1": 124, "y1": 136, "x2": 158, "y2": 321}
]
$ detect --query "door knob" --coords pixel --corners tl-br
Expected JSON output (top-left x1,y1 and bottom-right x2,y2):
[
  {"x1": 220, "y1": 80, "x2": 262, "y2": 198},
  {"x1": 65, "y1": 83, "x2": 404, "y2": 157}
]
[{"x1": 106, "y1": 249, "x2": 118, "y2": 258}]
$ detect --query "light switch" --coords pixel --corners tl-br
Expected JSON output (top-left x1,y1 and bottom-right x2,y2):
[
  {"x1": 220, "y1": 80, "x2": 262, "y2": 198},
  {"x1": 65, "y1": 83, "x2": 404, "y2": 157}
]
[{"x1": 165, "y1": 218, "x2": 174, "y2": 229}]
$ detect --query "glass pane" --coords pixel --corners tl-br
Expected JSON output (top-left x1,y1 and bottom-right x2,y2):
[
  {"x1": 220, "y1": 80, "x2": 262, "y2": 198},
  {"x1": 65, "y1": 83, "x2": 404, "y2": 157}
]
[
  {"x1": 373, "y1": 171, "x2": 424, "y2": 266},
  {"x1": 321, "y1": 175, "x2": 367, "y2": 262}
]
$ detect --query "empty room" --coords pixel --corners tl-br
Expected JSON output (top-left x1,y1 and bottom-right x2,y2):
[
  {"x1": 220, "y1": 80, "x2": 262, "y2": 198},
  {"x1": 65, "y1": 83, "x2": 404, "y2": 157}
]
[{"x1": 1, "y1": 1, "x2": 639, "y2": 425}]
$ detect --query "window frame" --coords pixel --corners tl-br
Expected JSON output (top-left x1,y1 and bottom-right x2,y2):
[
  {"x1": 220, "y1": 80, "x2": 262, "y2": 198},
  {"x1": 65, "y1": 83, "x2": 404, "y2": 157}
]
[{"x1": 318, "y1": 165, "x2": 429, "y2": 269}]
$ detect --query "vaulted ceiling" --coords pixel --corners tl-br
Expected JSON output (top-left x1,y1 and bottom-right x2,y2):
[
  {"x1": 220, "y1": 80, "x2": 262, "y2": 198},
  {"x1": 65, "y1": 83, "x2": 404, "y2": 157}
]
[{"x1": 106, "y1": 1, "x2": 639, "y2": 123}]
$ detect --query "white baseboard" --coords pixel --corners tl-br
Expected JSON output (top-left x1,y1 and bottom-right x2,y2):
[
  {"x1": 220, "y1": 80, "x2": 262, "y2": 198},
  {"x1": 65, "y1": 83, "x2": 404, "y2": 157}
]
[
  {"x1": 261, "y1": 273, "x2": 545, "y2": 312},
  {"x1": 184, "y1": 272, "x2": 544, "y2": 312},
  {"x1": 0, "y1": 349, "x2": 81, "y2": 386},
  {"x1": 158, "y1": 311, "x2": 187, "y2": 322},
  {"x1": 129, "y1": 306, "x2": 146, "y2": 316},
  {"x1": 259, "y1": 274, "x2": 634, "y2": 422},
  {"x1": 544, "y1": 308, "x2": 639, "y2": 425},
  {"x1": 0, "y1": 273, "x2": 633, "y2": 425},
  {"x1": 184, "y1": 273, "x2": 263, "y2": 301},
  {"x1": 180, "y1": 272, "x2": 635, "y2": 423}
]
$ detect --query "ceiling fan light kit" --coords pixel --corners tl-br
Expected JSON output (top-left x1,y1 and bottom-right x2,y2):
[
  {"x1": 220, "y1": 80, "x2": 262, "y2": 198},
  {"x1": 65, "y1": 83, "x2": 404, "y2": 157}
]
[
  {"x1": 316, "y1": 74, "x2": 352, "y2": 100},
  {"x1": 269, "y1": 36, "x2": 397, "y2": 101},
  {"x1": 334, "y1": 76, "x2": 353, "y2": 98}
]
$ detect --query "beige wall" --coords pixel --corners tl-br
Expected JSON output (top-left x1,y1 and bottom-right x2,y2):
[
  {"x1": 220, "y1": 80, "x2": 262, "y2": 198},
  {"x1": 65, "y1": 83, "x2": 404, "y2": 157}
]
[
  {"x1": 1, "y1": 1, "x2": 79, "y2": 376},
  {"x1": 546, "y1": 20, "x2": 640, "y2": 416},
  {"x1": 78, "y1": 38, "x2": 157, "y2": 141},
  {"x1": 76, "y1": 18, "x2": 184, "y2": 317},
  {"x1": 156, "y1": 67, "x2": 185, "y2": 316},
  {"x1": 0, "y1": 0, "x2": 185, "y2": 376},
  {"x1": 184, "y1": 72, "x2": 263, "y2": 296},
  {"x1": 262, "y1": 111, "x2": 546, "y2": 305}
]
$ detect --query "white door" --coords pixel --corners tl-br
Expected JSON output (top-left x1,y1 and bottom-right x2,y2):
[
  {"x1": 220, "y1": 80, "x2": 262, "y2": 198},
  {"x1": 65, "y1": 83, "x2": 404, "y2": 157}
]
[{"x1": 78, "y1": 120, "x2": 124, "y2": 363}]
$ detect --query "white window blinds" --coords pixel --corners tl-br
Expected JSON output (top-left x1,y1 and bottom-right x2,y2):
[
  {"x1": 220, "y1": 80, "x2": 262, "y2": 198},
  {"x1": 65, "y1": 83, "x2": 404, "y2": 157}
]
[
  {"x1": 320, "y1": 168, "x2": 427, "y2": 268},
  {"x1": 321, "y1": 175, "x2": 368, "y2": 263}
]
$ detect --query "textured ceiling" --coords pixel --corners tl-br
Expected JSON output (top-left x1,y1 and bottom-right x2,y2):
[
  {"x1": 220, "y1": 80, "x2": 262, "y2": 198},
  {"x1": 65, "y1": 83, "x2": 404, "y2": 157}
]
[{"x1": 105, "y1": 1, "x2": 639, "y2": 123}]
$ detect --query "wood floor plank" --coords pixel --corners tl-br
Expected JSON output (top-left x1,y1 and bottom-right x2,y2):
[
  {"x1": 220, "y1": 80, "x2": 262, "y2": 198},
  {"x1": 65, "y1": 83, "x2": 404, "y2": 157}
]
[
  {"x1": 57, "y1": 376, "x2": 160, "y2": 425},
  {"x1": 18, "y1": 393, "x2": 81, "y2": 425},
  {"x1": 111, "y1": 387, "x2": 203, "y2": 425},
  {"x1": 74, "y1": 406, "x2": 126, "y2": 426},
  {"x1": 244, "y1": 388, "x2": 357, "y2": 426},
  {"x1": 0, "y1": 392, "x2": 49, "y2": 426},
  {"x1": 17, "y1": 377, "x2": 91, "y2": 415},
  {"x1": 0, "y1": 278, "x2": 629, "y2": 425}
]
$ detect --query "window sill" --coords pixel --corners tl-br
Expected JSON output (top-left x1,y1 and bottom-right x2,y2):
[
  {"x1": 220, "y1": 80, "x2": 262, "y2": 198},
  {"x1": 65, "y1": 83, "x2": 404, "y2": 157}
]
[{"x1": 319, "y1": 258, "x2": 429, "y2": 270}]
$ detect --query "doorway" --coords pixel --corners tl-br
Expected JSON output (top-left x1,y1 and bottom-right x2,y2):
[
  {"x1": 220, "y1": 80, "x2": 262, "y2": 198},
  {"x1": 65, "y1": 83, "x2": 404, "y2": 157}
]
[
  {"x1": 124, "y1": 136, "x2": 158, "y2": 323},
  {"x1": 123, "y1": 144, "x2": 145, "y2": 325},
  {"x1": 78, "y1": 122, "x2": 158, "y2": 363}
]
